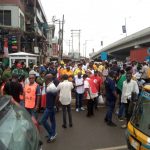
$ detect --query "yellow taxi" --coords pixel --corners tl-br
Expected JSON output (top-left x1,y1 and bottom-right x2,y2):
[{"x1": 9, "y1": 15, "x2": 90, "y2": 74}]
[{"x1": 126, "y1": 84, "x2": 150, "y2": 150}]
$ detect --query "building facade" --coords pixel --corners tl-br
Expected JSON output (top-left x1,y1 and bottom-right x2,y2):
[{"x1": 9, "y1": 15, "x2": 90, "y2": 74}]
[{"x1": 0, "y1": 0, "x2": 52, "y2": 64}]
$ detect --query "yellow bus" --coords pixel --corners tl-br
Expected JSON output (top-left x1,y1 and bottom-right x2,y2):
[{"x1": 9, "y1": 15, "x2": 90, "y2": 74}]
[{"x1": 126, "y1": 84, "x2": 150, "y2": 150}]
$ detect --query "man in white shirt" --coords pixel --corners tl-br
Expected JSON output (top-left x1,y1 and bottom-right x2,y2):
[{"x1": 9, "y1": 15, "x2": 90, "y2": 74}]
[
  {"x1": 141, "y1": 61, "x2": 149, "y2": 82},
  {"x1": 119, "y1": 71, "x2": 139, "y2": 128},
  {"x1": 74, "y1": 72, "x2": 85, "y2": 112},
  {"x1": 57, "y1": 74, "x2": 74, "y2": 128}
]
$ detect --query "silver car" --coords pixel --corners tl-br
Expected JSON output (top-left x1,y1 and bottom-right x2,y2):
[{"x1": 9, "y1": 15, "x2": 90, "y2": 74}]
[{"x1": 0, "y1": 96, "x2": 42, "y2": 150}]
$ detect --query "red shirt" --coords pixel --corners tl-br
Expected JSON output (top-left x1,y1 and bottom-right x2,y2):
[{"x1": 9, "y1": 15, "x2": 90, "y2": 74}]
[{"x1": 90, "y1": 75, "x2": 103, "y2": 92}]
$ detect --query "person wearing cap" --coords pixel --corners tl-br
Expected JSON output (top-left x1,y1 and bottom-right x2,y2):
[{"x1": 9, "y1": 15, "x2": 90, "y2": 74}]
[
  {"x1": 104, "y1": 70, "x2": 117, "y2": 126},
  {"x1": 24, "y1": 73, "x2": 41, "y2": 119},
  {"x1": 33, "y1": 65, "x2": 40, "y2": 77},
  {"x1": 74, "y1": 63, "x2": 85, "y2": 76},
  {"x1": 24, "y1": 70, "x2": 37, "y2": 85}
]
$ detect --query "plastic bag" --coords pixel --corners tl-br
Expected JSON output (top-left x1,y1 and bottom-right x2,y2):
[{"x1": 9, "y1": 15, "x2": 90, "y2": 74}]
[{"x1": 98, "y1": 95, "x2": 104, "y2": 104}]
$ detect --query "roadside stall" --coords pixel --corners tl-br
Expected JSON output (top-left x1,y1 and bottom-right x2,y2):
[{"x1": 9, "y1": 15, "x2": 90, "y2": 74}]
[{"x1": 9, "y1": 52, "x2": 39, "y2": 68}]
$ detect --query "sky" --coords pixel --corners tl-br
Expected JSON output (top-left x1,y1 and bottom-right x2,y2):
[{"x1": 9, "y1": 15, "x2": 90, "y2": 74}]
[{"x1": 41, "y1": 0, "x2": 150, "y2": 57}]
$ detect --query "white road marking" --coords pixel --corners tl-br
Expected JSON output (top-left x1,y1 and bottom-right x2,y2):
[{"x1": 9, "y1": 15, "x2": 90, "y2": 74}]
[{"x1": 95, "y1": 145, "x2": 127, "y2": 150}]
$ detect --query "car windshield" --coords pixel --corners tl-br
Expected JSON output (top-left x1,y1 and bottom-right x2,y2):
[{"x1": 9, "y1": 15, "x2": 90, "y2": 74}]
[
  {"x1": 131, "y1": 91, "x2": 150, "y2": 137},
  {"x1": 0, "y1": 96, "x2": 41, "y2": 150}
]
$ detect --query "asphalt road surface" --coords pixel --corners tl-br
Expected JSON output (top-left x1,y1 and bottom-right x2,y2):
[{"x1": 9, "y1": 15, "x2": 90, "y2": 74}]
[{"x1": 39, "y1": 106, "x2": 128, "y2": 150}]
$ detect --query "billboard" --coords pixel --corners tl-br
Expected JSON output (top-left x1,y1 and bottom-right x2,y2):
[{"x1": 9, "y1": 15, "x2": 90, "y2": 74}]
[{"x1": 100, "y1": 52, "x2": 107, "y2": 60}]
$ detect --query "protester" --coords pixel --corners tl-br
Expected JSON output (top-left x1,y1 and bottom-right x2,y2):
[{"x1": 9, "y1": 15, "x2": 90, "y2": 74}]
[
  {"x1": 120, "y1": 70, "x2": 139, "y2": 128},
  {"x1": 83, "y1": 73, "x2": 98, "y2": 117},
  {"x1": 24, "y1": 73, "x2": 41, "y2": 119},
  {"x1": 57, "y1": 74, "x2": 74, "y2": 128},
  {"x1": 63, "y1": 66, "x2": 74, "y2": 81},
  {"x1": 74, "y1": 63, "x2": 85, "y2": 76},
  {"x1": 104, "y1": 70, "x2": 117, "y2": 126},
  {"x1": 90, "y1": 70, "x2": 103, "y2": 110},
  {"x1": 12, "y1": 63, "x2": 25, "y2": 77},
  {"x1": 0, "y1": 59, "x2": 148, "y2": 135},
  {"x1": 40, "y1": 74, "x2": 57, "y2": 142},
  {"x1": 74, "y1": 72, "x2": 85, "y2": 112}
]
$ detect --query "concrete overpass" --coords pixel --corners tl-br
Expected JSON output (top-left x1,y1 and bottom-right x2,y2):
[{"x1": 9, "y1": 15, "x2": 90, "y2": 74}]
[{"x1": 91, "y1": 27, "x2": 150, "y2": 60}]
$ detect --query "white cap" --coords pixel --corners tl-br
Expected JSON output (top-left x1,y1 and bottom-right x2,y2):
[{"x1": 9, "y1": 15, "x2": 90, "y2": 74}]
[{"x1": 29, "y1": 70, "x2": 36, "y2": 75}]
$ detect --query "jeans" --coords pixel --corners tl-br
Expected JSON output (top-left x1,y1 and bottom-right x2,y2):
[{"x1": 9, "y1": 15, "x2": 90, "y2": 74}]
[
  {"x1": 62, "y1": 104, "x2": 72, "y2": 126},
  {"x1": 118, "y1": 103, "x2": 125, "y2": 118},
  {"x1": 40, "y1": 108, "x2": 56, "y2": 138},
  {"x1": 76, "y1": 93, "x2": 84, "y2": 109},
  {"x1": 105, "y1": 100, "x2": 115, "y2": 122}
]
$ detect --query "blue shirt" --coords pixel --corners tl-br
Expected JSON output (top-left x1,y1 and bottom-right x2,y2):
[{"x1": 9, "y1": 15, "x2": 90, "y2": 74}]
[{"x1": 105, "y1": 77, "x2": 116, "y2": 101}]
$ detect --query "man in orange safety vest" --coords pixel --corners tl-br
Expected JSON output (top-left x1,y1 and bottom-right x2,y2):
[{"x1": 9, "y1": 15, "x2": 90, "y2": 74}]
[{"x1": 24, "y1": 74, "x2": 41, "y2": 119}]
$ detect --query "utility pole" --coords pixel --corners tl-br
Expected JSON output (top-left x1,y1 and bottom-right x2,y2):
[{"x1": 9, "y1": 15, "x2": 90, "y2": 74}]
[
  {"x1": 70, "y1": 29, "x2": 81, "y2": 59},
  {"x1": 52, "y1": 15, "x2": 64, "y2": 61},
  {"x1": 61, "y1": 14, "x2": 64, "y2": 60},
  {"x1": 58, "y1": 20, "x2": 61, "y2": 60}
]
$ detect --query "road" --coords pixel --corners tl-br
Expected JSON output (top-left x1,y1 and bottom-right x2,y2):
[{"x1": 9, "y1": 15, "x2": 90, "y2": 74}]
[{"x1": 39, "y1": 106, "x2": 128, "y2": 150}]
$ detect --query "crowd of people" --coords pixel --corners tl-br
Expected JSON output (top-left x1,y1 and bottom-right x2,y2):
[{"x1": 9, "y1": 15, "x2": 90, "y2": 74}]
[{"x1": 0, "y1": 59, "x2": 150, "y2": 143}]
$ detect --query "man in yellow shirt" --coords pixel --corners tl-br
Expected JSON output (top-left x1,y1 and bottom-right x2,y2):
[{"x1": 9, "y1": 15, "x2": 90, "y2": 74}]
[
  {"x1": 57, "y1": 63, "x2": 65, "y2": 80},
  {"x1": 74, "y1": 63, "x2": 85, "y2": 76},
  {"x1": 98, "y1": 62, "x2": 105, "y2": 73}
]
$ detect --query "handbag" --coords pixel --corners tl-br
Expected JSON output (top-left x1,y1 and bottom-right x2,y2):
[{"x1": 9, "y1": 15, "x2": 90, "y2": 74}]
[{"x1": 98, "y1": 95, "x2": 104, "y2": 104}]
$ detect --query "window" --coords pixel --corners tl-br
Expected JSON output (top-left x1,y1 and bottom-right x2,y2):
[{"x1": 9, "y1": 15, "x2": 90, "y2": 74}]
[
  {"x1": 0, "y1": 10, "x2": 11, "y2": 26},
  {"x1": 20, "y1": 13, "x2": 24, "y2": 30},
  {"x1": 131, "y1": 95, "x2": 150, "y2": 136},
  {"x1": 0, "y1": 10, "x2": 3, "y2": 25}
]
